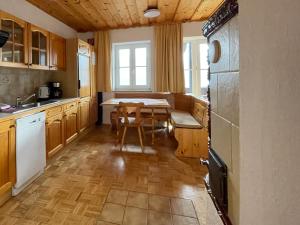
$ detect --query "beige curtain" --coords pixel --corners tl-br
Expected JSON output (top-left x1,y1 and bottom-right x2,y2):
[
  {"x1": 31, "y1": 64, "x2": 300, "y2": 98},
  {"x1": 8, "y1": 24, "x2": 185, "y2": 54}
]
[
  {"x1": 154, "y1": 23, "x2": 185, "y2": 93},
  {"x1": 94, "y1": 30, "x2": 112, "y2": 92}
]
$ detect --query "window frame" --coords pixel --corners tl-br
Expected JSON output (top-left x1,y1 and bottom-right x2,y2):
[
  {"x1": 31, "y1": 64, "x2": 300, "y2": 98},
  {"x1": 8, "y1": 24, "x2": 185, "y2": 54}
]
[
  {"x1": 112, "y1": 41, "x2": 151, "y2": 91},
  {"x1": 183, "y1": 37, "x2": 208, "y2": 96}
]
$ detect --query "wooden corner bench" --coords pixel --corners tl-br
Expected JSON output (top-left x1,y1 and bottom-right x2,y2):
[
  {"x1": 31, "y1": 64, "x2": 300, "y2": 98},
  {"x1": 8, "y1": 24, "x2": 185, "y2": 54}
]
[{"x1": 171, "y1": 101, "x2": 208, "y2": 158}]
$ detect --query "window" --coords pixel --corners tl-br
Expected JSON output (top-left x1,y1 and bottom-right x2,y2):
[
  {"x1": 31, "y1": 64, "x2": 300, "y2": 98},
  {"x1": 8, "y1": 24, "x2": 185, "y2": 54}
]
[
  {"x1": 183, "y1": 38, "x2": 209, "y2": 97},
  {"x1": 113, "y1": 42, "x2": 151, "y2": 91}
]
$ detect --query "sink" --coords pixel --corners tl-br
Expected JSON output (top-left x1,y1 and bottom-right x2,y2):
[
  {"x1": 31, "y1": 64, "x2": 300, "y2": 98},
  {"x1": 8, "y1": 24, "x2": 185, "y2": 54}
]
[{"x1": 8, "y1": 99, "x2": 60, "y2": 114}]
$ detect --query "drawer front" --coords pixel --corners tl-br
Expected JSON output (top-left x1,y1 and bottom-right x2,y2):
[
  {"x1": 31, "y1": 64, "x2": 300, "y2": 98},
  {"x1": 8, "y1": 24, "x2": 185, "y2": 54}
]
[
  {"x1": 63, "y1": 101, "x2": 78, "y2": 111},
  {"x1": 47, "y1": 106, "x2": 63, "y2": 117},
  {"x1": 47, "y1": 112, "x2": 63, "y2": 124}
]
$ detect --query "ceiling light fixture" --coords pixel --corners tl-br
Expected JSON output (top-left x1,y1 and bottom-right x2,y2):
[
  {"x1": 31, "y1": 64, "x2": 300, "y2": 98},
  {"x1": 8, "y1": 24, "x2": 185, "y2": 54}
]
[{"x1": 144, "y1": 8, "x2": 160, "y2": 18}]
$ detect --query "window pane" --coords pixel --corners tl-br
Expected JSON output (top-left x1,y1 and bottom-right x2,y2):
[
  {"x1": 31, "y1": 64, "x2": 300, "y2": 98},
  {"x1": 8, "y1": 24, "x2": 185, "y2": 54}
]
[
  {"x1": 2, "y1": 42, "x2": 13, "y2": 62},
  {"x1": 136, "y1": 67, "x2": 147, "y2": 85},
  {"x1": 14, "y1": 45, "x2": 24, "y2": 63},
  {"x1": 184, "y1": 69, "x2": 191, "y2": 89},
  {"x1": 14, "y1": 22, "x2": 24, "y2": 44},
  {"x1": 183, "y1": 42, "x2": 191, "y2": 70},
  {"x1": 40, "y1": 50, "x2": 47, "y2": 66},
  {"x1": 40, "y1": 33, "x2": 47, "y2": 50},
  {"x1": 201, "y1": 69, "x2": 209, "y2": 88},
  {"x1": 200, "y1": 43, "x2": 209, "y2": 69},
  {"x1": 135, "y1": 48, "x2": 147, "y2": 66},
  {"x1": 2, "y1": 20, "x2": 13, "y2": 42},
  {"x1": 32, "y1": 31, "x2": 39, "y2": 48},
  {"x1": 119, "y1": 68, "x2": 130, "y2": 85},
  {"x1": 119, "y1": 49, "x2": 130, "y2": 67}
]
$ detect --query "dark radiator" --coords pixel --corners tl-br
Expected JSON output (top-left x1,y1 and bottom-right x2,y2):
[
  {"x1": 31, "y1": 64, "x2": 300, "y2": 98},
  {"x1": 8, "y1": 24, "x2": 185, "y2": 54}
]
[
  {"x1": 208, "y1": 148, "x2": 228, "y2": 213},
  {"x1": 97, "y1": 92, "x2": 103, "y2": 125}
]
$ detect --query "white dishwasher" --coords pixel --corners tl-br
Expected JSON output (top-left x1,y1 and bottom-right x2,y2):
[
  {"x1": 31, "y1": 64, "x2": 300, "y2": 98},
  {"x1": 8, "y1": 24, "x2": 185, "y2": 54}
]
[{"x1": 13, "y1": 112, "x2": 46, "y2": 196}]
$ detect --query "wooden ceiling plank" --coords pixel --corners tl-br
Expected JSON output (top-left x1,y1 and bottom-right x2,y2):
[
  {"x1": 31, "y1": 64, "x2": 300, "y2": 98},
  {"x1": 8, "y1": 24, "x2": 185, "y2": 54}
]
[
  {"x1": 157, "y1": 0, "x2": 179, "y2": 23},
  {"x1": 58, "y1": 0, "x2": 99, "y2": 30},
  {"x1": 124, "y1": 0, "x2": 141, "y2": 26},
  {"x1": 135, "y1": 0, "x2": 149, "y2": 26},
  {"x1": 174, "y1": 0, "x2": 203, "y2": 22},
  {"x1": 192, "y1": 0, "x2": 224, "y2": 20},
  {"x1": 53, "y1": 0, "x2": 96, "y2": 31},
  {"x1": 79, "y1": 0, "x2": 108, "y2": 29},
  {"x1": 89, "y1": 0, "x2": 119, "y2": 28},
  {"x1": 111, "y1": 0, "x2": 133, "y2": 27},
  {"x1": 104, "y1": 1, "x2": 127, "y2": 28},
  {"x1": 26, "y1": 0, "x2": 83, "y2": 30},
  {"x1": 172, "y1": 0, "x2": 182, "y2": 21}
]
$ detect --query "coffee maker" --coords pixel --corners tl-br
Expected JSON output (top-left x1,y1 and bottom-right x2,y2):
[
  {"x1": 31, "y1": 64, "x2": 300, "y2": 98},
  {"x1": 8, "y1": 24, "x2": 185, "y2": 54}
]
[{"x1": 49, "y1": 82, "x2": 63, "y2": 99}]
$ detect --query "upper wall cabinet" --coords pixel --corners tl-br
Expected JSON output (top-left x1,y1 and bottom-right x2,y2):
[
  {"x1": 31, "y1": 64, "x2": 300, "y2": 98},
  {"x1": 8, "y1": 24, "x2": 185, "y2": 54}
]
[
  {"x1": 50, "y1": 33, "x2": 66, "y2": 71},
  {"x1": 0, "y1": 11, "x2": 28, "y2": 68},
  {"x1": 28, "y1": 24, "x2": 50, "y2": 70}
]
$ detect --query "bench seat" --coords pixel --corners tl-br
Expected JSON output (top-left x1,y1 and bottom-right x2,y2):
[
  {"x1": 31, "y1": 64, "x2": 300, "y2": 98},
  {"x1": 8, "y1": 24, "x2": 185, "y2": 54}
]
[{"x1": 171, "y1": 111, "x2": 203, "y2": 129}]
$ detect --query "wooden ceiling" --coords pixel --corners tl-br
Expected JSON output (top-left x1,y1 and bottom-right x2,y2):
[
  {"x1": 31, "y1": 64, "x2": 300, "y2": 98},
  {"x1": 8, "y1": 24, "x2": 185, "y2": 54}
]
[{"x1": 26, "y1": 0, "x2": 224, "y2": 32}]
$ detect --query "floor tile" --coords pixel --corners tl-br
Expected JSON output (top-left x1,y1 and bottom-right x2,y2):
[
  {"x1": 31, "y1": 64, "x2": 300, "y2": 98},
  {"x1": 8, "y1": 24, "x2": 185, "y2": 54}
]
[
  {"x1": 126, "y1": 192, "x2": 148, "y2": 209},
  {"x1": 99, "y1": 203, "x2": 125, "y2": 225},
  {"x1": 149, "y1": 195, "x2": 171, "y2": 213},
  {"x1": 171, "y1": 198, "x2": 197, "y2": 218},
  {"x1": 172, "y1": 215, "x2": 199, "y2": 225},
  {"x1": 148, "y1": 210, "x2": 172, "y2": 225},
  {"x1": 106, "y1": 189, "x2": 128, "y2": 205},
  {"x1": 123, "y1": 207, "x2": 147, "y2": 225}
]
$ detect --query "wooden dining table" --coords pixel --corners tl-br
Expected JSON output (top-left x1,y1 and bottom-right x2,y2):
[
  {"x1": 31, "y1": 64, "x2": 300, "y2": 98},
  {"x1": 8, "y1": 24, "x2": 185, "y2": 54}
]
[{"x1": 101, "y1": 98, "x2": 171, "y2": 144}]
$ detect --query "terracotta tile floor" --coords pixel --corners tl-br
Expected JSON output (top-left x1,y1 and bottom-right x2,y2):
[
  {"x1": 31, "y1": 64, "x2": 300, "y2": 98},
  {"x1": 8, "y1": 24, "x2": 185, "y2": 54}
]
[{"x1": 0, "y1": 126, "x2": 223, "y2": 225}]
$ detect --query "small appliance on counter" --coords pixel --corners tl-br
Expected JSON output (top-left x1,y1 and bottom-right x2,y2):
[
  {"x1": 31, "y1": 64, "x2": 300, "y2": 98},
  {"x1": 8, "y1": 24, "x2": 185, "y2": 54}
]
[
  {"x1": 38, "y1": 85, "x2": 50, "y2": 101},
  {"x1": 49, "y1": 82, "x2": 63, "y2": 99}
]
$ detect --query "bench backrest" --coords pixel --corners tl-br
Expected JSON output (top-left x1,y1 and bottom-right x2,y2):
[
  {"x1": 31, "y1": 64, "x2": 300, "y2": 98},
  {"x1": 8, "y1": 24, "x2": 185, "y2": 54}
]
[{"x1": 192, "y1": 102, "x2": 208, "y2": 128}]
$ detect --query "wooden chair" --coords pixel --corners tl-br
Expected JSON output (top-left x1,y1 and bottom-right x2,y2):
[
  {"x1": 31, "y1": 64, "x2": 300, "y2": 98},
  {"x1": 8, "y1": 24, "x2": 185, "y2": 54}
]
[{"x1": 116, "y1": 102, "x2": 145, "y2": 151}]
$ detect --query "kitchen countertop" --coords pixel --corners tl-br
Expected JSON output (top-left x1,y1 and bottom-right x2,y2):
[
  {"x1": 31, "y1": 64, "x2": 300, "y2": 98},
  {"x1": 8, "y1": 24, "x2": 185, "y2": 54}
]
[{"x1": 0, "y1": 98, "x2": 80, "y2": 122}]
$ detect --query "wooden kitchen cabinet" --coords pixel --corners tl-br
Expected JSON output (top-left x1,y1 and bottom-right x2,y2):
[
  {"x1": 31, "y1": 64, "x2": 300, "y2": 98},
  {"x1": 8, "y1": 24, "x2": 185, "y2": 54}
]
[
  {"x1": 79, "y1": 97, "x2": 90, "y2": 132},
  {"x1": 28, "y1": 24, "x2": 50, "y2": 70},
  {"x1": 49, "y1": 33, "x2": 66, "y2": 71},
  {"x1": 64, "y1": 105, "x2": 79, "y2": 144},
  {"x1": 0, "y1": 120, "x2": 16, "y2": 197},
  {"x1": 0, "y1": 11, "x2": 28, "y2": 68},
  {"x1": 90, "y1": 97, "x2": 98, "y2": 125},
  {"x1": 46, "y1": 112, "x2": 64, "y2": 158}
]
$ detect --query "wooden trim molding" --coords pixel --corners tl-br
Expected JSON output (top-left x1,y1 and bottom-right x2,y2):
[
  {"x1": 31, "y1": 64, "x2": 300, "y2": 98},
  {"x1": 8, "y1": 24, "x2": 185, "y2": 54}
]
[{"x1": 202, "y1": 0, "x2": 239, "y2": 38}]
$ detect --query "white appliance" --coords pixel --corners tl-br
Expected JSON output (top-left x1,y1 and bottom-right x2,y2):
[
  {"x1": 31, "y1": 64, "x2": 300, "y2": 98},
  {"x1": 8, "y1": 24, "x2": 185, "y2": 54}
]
[{"x1": 13, "y1": 112, "x2": 46, "y2": 196}]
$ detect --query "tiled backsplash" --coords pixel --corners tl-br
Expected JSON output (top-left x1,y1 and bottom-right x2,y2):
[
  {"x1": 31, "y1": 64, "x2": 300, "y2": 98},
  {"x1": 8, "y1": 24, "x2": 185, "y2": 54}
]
[{"x1": 0, "y1": 67, "x2": 53, "y2": 105}]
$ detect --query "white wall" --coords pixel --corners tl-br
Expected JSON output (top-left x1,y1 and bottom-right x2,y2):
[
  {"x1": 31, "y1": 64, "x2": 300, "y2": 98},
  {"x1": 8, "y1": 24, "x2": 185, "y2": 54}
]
[
  {"x1": 0, "y1": 0, "x2": 76, "y2": 38},
  {"x1": 239, "y1": 0, "x2": 300, "y2": 224}
]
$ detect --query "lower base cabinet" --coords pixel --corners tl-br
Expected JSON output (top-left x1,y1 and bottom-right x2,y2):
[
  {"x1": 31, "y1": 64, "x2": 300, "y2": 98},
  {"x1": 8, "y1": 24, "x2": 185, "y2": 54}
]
[
  {"x1": 174, "y1": 127, "x2": 208, "y2": 158},
  {"x1": 0, "y1": 120, "x2": 15, "y2": 197},
  {"x1": 64, "y1": 107, "x2": 79, "y2": 144},
  {"x1": 46, "y1": 113, "x2": 64, "y2": 158}
]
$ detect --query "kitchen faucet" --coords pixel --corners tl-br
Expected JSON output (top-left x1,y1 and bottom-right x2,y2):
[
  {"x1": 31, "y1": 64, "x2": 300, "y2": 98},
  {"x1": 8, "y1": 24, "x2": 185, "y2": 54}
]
[{"x1": 16, "y1": 93, "x2": 36, "y2": 107}]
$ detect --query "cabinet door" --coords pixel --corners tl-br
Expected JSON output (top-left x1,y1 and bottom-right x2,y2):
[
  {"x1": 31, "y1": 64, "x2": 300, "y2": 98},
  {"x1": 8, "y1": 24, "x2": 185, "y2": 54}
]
[
  {"x1": 46, "y1": 113, "x2": 64, "y2": 158},
  {"x1": 90, "y1": 97, "x2": 98, "y2": 125},
  {"x1": 28, "y1": 24, "x2": 50, "y2": 70},
  {"x1": 0, "y1": 11, "x2": 28, "y2": 68},
  {"x1": 65, "y1": 107, "x2": 78, "y2": 144},
  {"x1": 0, "y1": 120, "x2": 15, "y2": 196},
  {"x1": 192, "y1": 129, "x2": 209, "y2": 158},
  {"x1": 79, "y1": 99, "x2": 90, "y2": 132},
  {"x1": 50, "y1": 33, "x2": 66, "y2": 71}
]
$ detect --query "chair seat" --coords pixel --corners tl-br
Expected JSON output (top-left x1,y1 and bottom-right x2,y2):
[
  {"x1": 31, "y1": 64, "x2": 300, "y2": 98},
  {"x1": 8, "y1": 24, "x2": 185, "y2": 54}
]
[{"x1": 171, "y1": 111, "x2": 203, "y2": 129}]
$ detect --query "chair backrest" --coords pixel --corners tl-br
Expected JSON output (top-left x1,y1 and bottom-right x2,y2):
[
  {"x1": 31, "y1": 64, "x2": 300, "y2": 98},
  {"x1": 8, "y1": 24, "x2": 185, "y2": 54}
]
[{"x1": 117, "y1": 102, "x2": 144, "y2": 124}]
